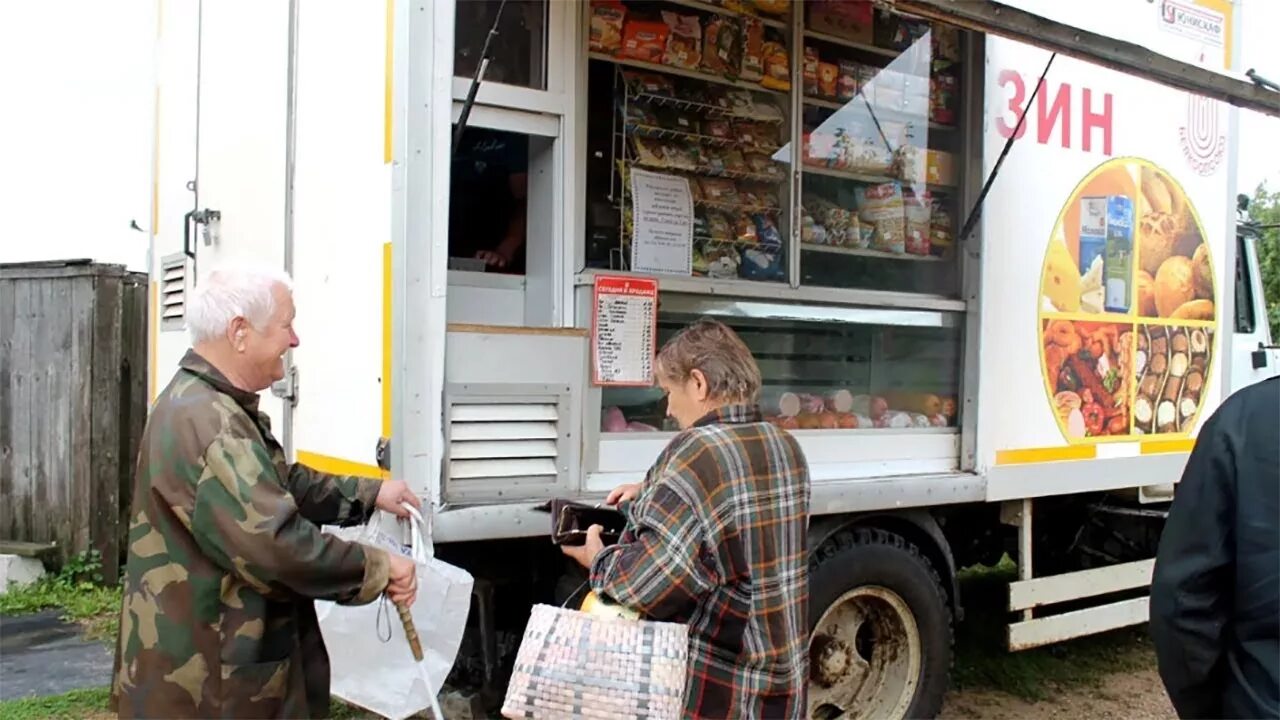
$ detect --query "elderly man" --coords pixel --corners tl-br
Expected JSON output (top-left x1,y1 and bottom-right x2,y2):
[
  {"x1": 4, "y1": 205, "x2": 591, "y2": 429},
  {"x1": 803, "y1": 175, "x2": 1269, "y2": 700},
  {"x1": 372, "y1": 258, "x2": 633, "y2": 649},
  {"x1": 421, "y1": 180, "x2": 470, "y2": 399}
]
[{"x1": 110, "y1": 266, "x2": 419, "y2": 719}]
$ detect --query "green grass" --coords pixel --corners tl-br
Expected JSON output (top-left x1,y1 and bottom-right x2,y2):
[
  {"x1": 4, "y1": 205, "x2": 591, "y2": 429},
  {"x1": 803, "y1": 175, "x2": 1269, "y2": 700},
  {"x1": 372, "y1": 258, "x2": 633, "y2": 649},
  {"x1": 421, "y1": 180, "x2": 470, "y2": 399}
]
[
  {"x1": 0, "y1": 550, "x2": 122, "y2": 642},
  {"x1": 0, "y1": 689, "x2": 404, "y2": 720},
  {"x1": 951, "y1": 555, "x2": 1154, "y2": 701},
  {"x1": 0, "y1": 688, "x2": 113, "y2": 720}
]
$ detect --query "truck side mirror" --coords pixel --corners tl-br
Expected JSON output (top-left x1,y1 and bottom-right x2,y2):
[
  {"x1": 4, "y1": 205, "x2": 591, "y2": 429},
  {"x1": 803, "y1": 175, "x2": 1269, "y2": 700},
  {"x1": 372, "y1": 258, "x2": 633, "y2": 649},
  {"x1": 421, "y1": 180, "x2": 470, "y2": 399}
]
[{"x1": 376, "y1": 437, "x2": 392, "y2": 472}]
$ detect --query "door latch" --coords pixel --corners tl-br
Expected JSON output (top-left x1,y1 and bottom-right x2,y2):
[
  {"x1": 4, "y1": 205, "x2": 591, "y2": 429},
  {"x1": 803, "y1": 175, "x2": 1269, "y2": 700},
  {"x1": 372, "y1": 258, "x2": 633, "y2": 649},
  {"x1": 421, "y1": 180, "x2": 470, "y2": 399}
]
[{"x1": 271, "y1": 366, "x2": 299, "y2": 405}]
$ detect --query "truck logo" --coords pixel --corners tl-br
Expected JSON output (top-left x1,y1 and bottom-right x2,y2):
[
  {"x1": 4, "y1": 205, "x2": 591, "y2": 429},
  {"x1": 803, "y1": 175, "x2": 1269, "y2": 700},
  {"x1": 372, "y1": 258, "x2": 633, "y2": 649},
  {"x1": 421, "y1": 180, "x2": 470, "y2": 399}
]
[
  {"x1": 1159, "y1": 0, "x2": 1226, "y2": 48},
  {"x1": 1178, "y1": 94, "x2": 1226, "y2": 176}
]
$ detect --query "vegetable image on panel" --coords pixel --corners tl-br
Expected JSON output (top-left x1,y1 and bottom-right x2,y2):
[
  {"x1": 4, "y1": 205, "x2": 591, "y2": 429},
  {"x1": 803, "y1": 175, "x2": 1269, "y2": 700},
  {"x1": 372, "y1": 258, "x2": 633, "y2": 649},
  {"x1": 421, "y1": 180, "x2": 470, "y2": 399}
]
[{"x1": 1038, "y1": 157, "x2": 1216, "y2": 443}]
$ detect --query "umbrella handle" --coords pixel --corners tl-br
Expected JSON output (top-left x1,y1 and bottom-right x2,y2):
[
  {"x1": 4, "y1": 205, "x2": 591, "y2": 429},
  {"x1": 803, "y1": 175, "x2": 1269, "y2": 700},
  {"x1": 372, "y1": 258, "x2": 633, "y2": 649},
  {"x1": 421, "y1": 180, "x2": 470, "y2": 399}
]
[{"x1": 397, "y1": 601, "x2": 424, "y2": 662}]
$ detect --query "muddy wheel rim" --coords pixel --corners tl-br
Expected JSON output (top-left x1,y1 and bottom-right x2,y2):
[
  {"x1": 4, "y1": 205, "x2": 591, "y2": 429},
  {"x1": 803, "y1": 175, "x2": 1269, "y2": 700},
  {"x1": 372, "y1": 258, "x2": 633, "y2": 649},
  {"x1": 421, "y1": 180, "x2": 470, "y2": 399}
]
[{"x1": 808, "y1": 585, "x2": 922, "y2": 719}]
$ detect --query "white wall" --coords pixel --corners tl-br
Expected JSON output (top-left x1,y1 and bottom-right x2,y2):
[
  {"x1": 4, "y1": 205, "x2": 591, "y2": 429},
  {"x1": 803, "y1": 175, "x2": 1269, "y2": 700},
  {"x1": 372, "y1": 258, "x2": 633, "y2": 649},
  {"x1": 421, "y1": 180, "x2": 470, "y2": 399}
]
[{"x1": 0, "y1": 1, "x2": 155, "y2": 272}]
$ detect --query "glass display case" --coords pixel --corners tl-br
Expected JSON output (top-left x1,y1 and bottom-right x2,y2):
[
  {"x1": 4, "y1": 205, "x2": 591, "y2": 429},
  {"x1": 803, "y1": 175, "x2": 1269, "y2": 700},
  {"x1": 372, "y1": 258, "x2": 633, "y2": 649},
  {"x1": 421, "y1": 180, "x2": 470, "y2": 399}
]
[{"x1": 600, "y1": 295, "x2": 962, "y2": 434}]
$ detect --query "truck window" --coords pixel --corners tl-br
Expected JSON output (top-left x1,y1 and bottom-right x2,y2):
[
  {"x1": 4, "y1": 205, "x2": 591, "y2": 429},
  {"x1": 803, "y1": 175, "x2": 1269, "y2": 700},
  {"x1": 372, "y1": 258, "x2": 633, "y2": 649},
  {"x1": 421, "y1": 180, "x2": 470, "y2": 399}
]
[
  {"x1": 1236, "y1": 234, "x2": 1256, "y2": 334},
  {"x1": 582, "y1": 4, "x2": 970, "y2": 297},
  {"x1": 449, "y1": 128, "x2": 530, "y2": 275},
  {"x1": 583, "y1": 3, "x2": 971, "y2": 434},
  {"x1": 454, "y1": 0, "x2": 547, "y2": 91}
]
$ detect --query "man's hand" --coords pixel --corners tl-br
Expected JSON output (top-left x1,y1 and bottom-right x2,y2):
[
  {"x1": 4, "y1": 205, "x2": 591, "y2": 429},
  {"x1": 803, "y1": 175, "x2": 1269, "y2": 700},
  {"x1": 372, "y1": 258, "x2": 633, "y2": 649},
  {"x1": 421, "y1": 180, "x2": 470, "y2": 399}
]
[
  {"x1": 561, "y1": 524, "x2": 605, "y2": 570},
  {"x1": 605, "y1": 482, "x2": 641, "y2": 506},
  {"x1": 376, "y1": 480, "x2": 422, "y2": 518},
  {"x1": 475, "y1": 249, "x2": 509, "y2": 268},
  {"x1": 386, "y1": 553, "x2": 417, "y2": 607}
]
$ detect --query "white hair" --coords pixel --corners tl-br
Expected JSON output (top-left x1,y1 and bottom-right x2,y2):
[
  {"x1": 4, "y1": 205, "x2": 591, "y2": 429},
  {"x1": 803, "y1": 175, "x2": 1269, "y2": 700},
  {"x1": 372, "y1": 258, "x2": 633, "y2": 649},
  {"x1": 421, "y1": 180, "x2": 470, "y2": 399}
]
[{"x1": 186, "y1": 265, "x2": 295, "y2": 345}]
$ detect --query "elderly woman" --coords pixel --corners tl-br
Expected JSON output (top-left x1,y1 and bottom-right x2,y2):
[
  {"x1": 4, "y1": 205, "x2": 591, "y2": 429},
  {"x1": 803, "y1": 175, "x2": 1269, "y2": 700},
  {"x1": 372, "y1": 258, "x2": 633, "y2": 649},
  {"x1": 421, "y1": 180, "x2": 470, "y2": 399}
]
[
  {"x1": 111, "y1": 266, "x2": 420, "y2": 719},
  {"x1": 563, "y1": 318, "x2": 811, "y2": 719}
]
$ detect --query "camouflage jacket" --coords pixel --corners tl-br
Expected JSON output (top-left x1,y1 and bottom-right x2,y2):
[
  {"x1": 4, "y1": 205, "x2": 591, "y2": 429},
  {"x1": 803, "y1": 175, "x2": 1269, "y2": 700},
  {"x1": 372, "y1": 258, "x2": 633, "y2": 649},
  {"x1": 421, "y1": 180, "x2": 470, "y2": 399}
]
[{"x1": 111, "y1": 350, "x2": 389, "y2": 719}]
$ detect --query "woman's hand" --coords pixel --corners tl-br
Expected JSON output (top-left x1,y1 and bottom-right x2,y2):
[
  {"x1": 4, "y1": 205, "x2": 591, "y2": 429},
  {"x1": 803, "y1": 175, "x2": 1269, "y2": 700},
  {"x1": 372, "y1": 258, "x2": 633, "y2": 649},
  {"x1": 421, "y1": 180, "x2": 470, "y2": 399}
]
[
  {"x1": 606, "y1": 482, "x2": 641, "y2": 506},
  {"x1": 561, "y1": 524, "x2": 605, "y2": 570}
]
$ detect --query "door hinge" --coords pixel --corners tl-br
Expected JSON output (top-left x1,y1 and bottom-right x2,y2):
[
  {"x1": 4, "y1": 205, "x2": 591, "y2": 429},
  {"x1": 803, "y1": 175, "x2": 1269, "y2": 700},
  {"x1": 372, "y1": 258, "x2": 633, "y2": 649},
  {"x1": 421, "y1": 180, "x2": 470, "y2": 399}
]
[{"x1": 271, "y1": 366, "x2": 299, "y2": 405}]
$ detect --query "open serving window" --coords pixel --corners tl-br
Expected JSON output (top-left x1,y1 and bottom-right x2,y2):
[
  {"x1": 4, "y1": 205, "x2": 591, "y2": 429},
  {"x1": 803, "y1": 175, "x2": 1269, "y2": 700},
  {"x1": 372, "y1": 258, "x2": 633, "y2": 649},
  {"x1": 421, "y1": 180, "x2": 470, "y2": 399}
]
[{"x1": 576, "y1": 0, "x2": 976, "y2": 481}]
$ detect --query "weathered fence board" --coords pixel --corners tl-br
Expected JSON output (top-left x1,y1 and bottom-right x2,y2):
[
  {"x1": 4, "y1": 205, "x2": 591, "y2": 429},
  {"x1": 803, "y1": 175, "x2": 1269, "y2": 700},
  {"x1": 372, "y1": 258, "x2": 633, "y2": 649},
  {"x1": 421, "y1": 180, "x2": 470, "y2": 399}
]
[{"x1": 0, "y1": 260, "x2": 148, "y2": 583}]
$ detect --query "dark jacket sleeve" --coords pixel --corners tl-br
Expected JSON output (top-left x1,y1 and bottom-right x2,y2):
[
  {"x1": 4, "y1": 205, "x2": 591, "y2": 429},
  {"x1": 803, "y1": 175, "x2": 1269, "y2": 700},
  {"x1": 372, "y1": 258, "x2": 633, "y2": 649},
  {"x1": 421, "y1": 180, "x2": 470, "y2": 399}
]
[
  {"x1": 285, "y1": 463, "x2": 381, "y2": 527},
  {"x1": 1149, "y1": 412, "x2": 1235, "y2": 719}
]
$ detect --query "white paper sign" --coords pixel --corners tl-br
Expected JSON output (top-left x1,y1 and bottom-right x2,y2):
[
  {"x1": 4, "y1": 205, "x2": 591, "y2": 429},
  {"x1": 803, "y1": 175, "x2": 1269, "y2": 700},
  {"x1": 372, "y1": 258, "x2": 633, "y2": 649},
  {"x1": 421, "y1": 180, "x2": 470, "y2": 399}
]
[
  {"x1": 591, "y1": 275, "x2": 658, "y2": 387},
  {"x1": 629, "y1": 168, "x2": 694, "y2": 276}
]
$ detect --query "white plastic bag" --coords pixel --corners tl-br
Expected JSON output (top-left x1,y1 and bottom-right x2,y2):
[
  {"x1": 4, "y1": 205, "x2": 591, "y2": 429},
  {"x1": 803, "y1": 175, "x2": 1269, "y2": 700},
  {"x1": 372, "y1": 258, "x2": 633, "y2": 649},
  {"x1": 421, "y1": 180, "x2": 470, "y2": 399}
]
[{"x1": 317, "y1": 507, "x2": 473, "y2": 720}]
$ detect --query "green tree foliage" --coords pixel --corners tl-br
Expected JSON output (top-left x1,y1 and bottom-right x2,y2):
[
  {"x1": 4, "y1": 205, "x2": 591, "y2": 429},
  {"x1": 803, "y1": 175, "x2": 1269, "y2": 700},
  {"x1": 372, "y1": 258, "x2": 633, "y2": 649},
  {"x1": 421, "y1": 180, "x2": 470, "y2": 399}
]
[{"x1": 1246, "y1": 183, "x2": 1280, "y2": 341}]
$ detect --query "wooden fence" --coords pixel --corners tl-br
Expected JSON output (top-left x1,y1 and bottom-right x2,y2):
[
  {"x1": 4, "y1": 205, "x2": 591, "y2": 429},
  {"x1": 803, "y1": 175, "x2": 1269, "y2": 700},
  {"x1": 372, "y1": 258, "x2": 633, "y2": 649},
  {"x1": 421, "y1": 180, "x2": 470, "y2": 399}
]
[{"x1": 0, "y1": 260, "x2": 148, "y2": 583}]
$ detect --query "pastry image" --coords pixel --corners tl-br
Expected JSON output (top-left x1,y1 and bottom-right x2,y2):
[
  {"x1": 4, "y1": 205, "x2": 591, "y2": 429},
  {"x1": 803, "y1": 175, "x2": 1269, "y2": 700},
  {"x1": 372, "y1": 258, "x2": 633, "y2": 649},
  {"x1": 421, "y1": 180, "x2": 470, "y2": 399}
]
[{"x1": 1153, "y1": 255, "x2": 1196, "y2": 317}]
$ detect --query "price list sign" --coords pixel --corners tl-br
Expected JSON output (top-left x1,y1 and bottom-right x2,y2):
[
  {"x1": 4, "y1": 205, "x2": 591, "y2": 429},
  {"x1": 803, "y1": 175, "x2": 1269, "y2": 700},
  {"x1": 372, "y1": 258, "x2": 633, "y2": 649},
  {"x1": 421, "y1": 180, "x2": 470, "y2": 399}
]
[{"x1": 591, "y1": 275, "x2": 659, "y2": 386}]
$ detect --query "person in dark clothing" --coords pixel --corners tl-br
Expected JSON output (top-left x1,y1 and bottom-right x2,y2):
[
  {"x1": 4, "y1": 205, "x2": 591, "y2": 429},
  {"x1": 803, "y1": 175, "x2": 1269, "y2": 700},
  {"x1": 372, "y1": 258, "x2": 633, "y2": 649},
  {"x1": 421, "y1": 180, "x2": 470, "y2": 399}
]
[
  {"x1": 1150, "y1": 376, "x2": 1279, "y2": 720},
  {"x1": 449, "y1": 129, "x2": 528, "y2": 273}
]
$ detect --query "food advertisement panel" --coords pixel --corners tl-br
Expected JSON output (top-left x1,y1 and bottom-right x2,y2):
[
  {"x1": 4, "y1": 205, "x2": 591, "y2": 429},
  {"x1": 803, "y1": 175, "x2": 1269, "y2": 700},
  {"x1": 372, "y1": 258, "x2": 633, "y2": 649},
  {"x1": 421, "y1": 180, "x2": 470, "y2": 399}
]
[{"x1": 976, "y1": 0, "x2": 1235, "y2": 469}]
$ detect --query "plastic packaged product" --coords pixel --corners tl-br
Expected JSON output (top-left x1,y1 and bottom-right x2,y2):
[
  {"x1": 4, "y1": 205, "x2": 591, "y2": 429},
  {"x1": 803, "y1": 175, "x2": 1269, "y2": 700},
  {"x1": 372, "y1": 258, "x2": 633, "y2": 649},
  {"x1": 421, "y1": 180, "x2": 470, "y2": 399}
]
[
  {"x1": 745, "y1": 152, "x2": 777, "y2": 178},
  {"x1": 803, "y1": 46, "x2": 820, "y2": 97},
  {"x1": 801, "y1": 210, "x2": 828, "y2": 246},
  {"x1": 740, "y1": 245, "x2": 784, "y2": 280},
  {"x1": 699, "y1": 177, "x2": 739, "y2": 203},
  {"x1": 856, "y1": 182, "x2": 907, "y2": 254},
  {"x1": 625, "y1": 103, "x2": 659, "y2": 128},
  {"x1": 747, "y1": 99, "x2": 785, "y2": 124},
  {"x1": 665, "y1": 141, "x2": 700, "y2": 170},
  {"x1": 856, "y1": 65, "x2": 879, "y2": 104},
  {"x1": 661, "y1": 12, "x2": 702, "y2": 69},
  {"x1": 752, "y1": 213, "x2": 783, "y2": 251},
  {"x1": 720, "y1": 149, "x2": 749, "y2": 173},
  {"x1": 703, "y1": 243, "x2": 740, "y2": 278},
  {"x1": 705, "y1": 119, "x2": 733, "y2": 140},
  {"x1": 734, "y1": 213, "x2": 758, "y2": 245},
  {"x1": 723, "y1": 90, "x2": 755, "y2": 117},
  {"x1": 760, "y1": 41, "x2": 790, "y2": 89},
  {"x1": 930, "y1": 199, "x2": 954, "y2": 253},
  {"x1": 625, "y1": 72, "x2": 674, "y2": 97},
  {"x1": 706, "y1": 211, "x2": 734, "y2": 240},
  {"x1": 660, "y1": 108, "x2": 700, "y2": 136},
  {"x1": 837, "y1": 60, "x2": 858, "y2": 101},
  {"x1": 903, "y1": 188, "x2": 932, "y2": 256},
  {"x1": 740, "y1": 16, "x2": 764, "y2": 81},
  {"x1": 631, "y1": 137, "x2": 666, "y2": 167},
  {"x1": 589, "y1": 1, "x2": 626, "y2": 54},
  {"x1": 702, "y1": 17, "x2": 742, "y2": 78},
  {"x1": 930, "y1": 72, "x2": 958, "y2": 125},
  {"x1": 760, "y1": 38, "x2": 791, "y2": 91},
  {"x1": 752, "y1": 0, "x2": 790, "y2": 15},
  {"x1": 619, "y1": 20, "x2": 669, "y2": 63},
  {"x1": 818, "y1": 62, "x2": 839, "y2": 99}
]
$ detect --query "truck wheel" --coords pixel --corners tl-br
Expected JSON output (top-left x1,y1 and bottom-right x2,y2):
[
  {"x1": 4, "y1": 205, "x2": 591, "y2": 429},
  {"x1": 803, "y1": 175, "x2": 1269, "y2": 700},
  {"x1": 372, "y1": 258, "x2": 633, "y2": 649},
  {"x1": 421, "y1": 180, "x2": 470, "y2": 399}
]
[{"x1": 808, "y1": 528, "x2": 952, "y2": 719}]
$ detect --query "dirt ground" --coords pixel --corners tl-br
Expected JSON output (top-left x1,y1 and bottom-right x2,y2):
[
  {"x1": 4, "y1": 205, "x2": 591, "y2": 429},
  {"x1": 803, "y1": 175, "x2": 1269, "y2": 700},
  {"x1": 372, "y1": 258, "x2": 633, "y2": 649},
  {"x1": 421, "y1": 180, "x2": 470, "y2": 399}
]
[{"x1": 942, "y1": 650, "x2": 1175, "y2": 720}]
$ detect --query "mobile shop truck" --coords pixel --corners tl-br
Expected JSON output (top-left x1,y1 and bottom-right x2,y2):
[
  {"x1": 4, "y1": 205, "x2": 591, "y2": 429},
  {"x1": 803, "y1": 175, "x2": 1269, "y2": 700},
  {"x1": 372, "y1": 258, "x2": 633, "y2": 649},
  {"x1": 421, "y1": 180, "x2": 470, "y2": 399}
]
[{"x1": 146, "y1": 0, "x2": 1279, "y2": 716}]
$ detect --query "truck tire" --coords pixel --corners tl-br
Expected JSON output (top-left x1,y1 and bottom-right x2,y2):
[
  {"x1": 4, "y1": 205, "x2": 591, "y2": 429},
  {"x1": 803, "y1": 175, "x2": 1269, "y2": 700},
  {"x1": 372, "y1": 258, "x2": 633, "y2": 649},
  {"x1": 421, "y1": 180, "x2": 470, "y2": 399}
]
[{"x1": 808, "y1": 528, "x2": 953, "y2": 720}]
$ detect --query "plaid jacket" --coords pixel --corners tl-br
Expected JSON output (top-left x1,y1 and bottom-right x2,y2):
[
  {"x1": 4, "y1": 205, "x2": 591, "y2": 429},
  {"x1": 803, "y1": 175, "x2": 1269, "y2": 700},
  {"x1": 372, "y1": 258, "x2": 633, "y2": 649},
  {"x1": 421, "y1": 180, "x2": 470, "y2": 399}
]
[{"x1": 590, "y1": 404, "x2": 811, "y2": 719}]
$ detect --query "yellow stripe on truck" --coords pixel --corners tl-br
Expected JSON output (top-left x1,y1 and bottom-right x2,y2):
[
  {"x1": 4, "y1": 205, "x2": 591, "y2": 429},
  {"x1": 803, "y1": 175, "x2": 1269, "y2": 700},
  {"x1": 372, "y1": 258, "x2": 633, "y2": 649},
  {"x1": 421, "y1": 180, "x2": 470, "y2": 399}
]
[
  {"x1": 296, "y1": 451, "x2": 385, "y2": 479},
  {"x1": 995, "y1": 444, "x2": 1098, "y2": 466},
  {"x1": 1140, "y1": 438, "x2": 1196, "y2": 455}
]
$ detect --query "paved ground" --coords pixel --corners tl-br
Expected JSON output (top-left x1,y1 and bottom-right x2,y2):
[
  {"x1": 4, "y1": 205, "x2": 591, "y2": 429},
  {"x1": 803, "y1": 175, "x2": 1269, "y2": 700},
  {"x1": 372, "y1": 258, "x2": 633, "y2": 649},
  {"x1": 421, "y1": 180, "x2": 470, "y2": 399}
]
[{"x1": 0, "y1": 611, "x2": 114, "y2": 701}]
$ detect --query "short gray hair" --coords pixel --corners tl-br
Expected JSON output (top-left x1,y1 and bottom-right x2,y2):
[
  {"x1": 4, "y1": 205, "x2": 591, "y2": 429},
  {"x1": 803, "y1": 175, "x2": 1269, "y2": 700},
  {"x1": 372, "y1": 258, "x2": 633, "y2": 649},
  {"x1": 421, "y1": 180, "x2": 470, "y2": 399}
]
[
  {"x1": 186, "y1": 266, "x2": 294, "y2": 345},
  {"x1": 656, "y1": 318, "x2": 762, "y2": 404}
]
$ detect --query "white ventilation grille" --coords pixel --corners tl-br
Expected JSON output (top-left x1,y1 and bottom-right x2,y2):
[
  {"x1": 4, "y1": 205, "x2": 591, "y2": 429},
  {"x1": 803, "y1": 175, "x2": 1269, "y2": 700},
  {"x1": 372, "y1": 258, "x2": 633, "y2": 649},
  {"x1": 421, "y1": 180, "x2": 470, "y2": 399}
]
[
  {"x1": 160, "y1": 256, "x2": 188, "y2": 329},
  {"x1": 446, "y1": 400, "x2": 565, "y2": 499}
]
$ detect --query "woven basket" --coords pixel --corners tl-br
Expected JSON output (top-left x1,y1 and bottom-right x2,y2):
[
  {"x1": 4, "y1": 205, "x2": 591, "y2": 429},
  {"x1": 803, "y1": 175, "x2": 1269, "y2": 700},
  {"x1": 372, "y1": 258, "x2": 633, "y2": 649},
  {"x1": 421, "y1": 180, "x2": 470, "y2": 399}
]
[{"x1": 501, "y1": 603, "x2": 689, "y2": 719}]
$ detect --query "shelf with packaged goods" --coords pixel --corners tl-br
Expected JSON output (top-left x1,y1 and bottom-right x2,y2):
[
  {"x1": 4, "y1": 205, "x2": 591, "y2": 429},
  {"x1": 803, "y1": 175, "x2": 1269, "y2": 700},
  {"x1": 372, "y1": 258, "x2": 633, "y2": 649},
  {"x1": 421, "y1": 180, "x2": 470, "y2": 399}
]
[
  {"x1": 801, "y1": 163, "x2": 952, "y2": 195},
  {"x1": 801, "y1": 243, "x2": 948, "y2": 263},
  {"x1": 661, "y1": 0, "x2": 788, "y2": 31},
  {"x1": 803, "y1": 95, "x2": 954, "y2": 132},
  {"x1": 629, "y1": 89, "x2": 786, "y2": 122},
  {"x1": 802, "y1": 29, "x2": 900, "y2": 60},
  {"x1": 625, "y1": 123, "x2": 783, "y2": 153},
  {"x1": 589, "y1": 52, "x2": 789, "y2": 98}
]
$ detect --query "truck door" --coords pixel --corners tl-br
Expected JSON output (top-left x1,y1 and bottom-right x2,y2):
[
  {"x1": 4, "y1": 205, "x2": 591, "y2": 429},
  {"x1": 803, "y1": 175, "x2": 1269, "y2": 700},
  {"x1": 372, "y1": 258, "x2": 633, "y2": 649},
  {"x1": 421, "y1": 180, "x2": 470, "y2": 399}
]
[
  {"x1": 186, "y1": 0, "x2": 292, "y2": 440},
  {"x1": 1230, "y1": 232, "x2": 1280, "y2": 391}
]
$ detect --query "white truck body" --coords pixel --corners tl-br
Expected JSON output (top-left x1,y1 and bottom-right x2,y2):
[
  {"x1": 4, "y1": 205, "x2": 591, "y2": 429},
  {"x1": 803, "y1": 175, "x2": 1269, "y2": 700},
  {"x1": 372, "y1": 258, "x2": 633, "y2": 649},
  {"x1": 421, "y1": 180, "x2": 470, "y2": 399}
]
[{"x1": 146, "y1": 0, "x2": 1277, "y2": 713}]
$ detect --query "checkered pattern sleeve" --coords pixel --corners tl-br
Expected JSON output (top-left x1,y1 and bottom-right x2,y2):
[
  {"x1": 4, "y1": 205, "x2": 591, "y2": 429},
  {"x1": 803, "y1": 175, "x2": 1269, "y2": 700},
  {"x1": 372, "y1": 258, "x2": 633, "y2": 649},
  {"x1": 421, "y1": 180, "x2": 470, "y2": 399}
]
[{"x1": 589, "y1": 480, "x2": 714, "y2": 620}]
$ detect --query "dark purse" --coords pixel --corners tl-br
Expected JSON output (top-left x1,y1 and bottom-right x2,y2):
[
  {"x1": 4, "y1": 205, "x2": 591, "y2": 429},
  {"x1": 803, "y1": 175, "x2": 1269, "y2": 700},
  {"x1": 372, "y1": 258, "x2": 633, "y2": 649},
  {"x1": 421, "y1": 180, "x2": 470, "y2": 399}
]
[{"x1": 536, "y1": 498, "x2": 626, "y2": 547}]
